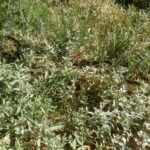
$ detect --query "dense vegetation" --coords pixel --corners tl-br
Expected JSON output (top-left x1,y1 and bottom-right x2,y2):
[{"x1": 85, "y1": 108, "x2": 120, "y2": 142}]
[{"x1": 0, "y1": 0, "x2": 150, "y2": 149}]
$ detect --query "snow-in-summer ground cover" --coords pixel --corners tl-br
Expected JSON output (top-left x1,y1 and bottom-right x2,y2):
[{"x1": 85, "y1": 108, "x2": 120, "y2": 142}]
[{"x1": 0, "y1": 0, "x2": 150, "y2": 149}]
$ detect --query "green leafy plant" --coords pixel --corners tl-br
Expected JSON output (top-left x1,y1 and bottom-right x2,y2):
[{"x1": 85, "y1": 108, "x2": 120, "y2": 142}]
[{"x1": 0, "y1": 0, "x2": 150, "y2": 149}]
